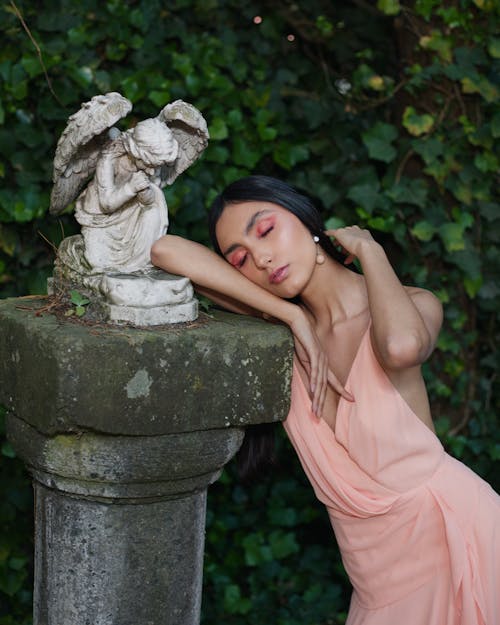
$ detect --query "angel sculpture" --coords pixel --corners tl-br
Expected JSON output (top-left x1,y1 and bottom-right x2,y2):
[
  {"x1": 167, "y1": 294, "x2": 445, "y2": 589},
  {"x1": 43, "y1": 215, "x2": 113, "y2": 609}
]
[{"x1": 49, "y1": 93, "x2": 209, "y2": 325}]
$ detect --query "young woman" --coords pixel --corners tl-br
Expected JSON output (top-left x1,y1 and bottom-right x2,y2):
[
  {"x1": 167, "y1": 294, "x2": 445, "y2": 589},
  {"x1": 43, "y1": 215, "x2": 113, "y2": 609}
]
[{"x1": 151, "y1": 175, "x2": 499, "y2": 625}]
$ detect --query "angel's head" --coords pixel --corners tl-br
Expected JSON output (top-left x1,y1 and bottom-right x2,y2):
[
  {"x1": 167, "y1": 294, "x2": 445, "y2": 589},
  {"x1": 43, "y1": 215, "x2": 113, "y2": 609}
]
[{"x1": 124, "y1": 118, "x2": 179, "y2": 169}]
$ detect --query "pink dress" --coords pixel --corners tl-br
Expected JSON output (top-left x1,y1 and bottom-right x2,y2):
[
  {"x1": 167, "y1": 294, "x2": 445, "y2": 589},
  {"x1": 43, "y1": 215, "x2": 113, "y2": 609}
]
[{"x1": 283, "y1": 326, "x2": 500, "y2": 625}]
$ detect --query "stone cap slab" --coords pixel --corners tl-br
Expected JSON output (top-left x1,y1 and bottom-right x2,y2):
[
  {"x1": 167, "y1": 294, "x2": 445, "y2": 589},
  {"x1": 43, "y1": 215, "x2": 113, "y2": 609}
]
[{"x1": 0, "y1": 298, "x2": 293, "y2": 436}]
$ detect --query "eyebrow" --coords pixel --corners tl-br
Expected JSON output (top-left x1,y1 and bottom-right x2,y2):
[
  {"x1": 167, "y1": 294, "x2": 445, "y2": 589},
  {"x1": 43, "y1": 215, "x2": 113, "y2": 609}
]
[{"x1": 222, "y1": 209, "x2": 270, "y2": 256}]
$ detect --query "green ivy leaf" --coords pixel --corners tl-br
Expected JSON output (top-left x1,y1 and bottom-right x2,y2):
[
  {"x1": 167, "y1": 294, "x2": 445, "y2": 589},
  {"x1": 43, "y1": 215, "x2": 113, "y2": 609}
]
[
  {"x1": 412, "y1": 220, "x2": 436, "y2": 241},
  {"x1": 361, "y1": 122, "x2": 398, "y2": 163},
  {"x1": 223, "y1": 584, "x2": 252, "y2": 615},
  {"x1": 461, "y1": 76, "x2": 499, "y2": 103},
  {"x1": 474, "y1": 152, "x2": 499, "y2": 173},
  {"x1": 419, "y1": 30, "x2": 453, "y2": 62},
  {"x1": 347, "y1": 183, "x2": 380, "y2": 214},
  {"x1": 272, "y1": 143, "x2": 309, "y2": 170},
  {"x1": 464, "y1": 276, "x2": 483, "y2": 298},
  {"x1": 70, "y1": 291, "x2": 89, "y2": 306},
  {"x1": 412, "y1": 137, "x2": 443, "y2": 163},
  {"x1": 324, "y1": 216, "x2": 346, "y2": 230},
  {"x1": 386, "y1": 178, "x2": 428, "y2": 208},
  {"x1": 439, "y1": 222, "x2": 466, "y2": 252},
  {"x1": 148, "y1": 90, "x2": 170, "y2": 107},
  {"x1": 377, "y1": 0, "x2": 401, "y2": 15},
  {"x1": 491, "y1": 113, "x2": 500, "y2": 138},
  {"x1": 8, "y1": 557, "x2": 27, "y2": 572},
  {"x1": 402, "y1": 107, "x2": 435, "y2": 136},
  {"x1": 488, "y1": 443, "x2": 500, "y2": 461},
  {"x1": 231, "y1": 136, "x2": 261, "y2": 169},
  {"x1": 487, "y1": 37, "x2": 500, "y2": 58},
  {"x1": 269, "y1": 530, "x2": 299, "y2": 559},
  {"x1": 208, "y1": 118, "x2": 229, "y2": 141}
]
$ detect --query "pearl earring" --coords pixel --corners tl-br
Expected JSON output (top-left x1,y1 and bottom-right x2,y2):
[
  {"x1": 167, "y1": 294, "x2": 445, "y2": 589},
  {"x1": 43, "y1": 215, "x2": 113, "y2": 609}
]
[{"x1": 313, "y1": 235, "x2": 325, "y2": 264}]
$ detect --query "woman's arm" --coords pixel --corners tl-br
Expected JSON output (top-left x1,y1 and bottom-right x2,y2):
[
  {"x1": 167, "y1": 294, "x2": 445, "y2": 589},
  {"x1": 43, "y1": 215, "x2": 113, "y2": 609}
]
[
  {"x1": 326, "y1": 227, "x2": 443, "y2": 370},
  {"x1": 151, "y1": 235, "x2": 352, "y2": 415},
  {"x1": 151, "y1": 234, "x2": 301, "y2": 324}
]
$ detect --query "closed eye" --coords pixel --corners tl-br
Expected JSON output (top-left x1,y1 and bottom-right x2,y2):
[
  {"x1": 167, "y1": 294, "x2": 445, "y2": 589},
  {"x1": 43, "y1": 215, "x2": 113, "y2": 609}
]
[
  {"x1": 257, "y1": 217, "x2": 275, "y2": 238},
  {"x1": 229, "y1": 250, "x2": 248, "y2": 268}
]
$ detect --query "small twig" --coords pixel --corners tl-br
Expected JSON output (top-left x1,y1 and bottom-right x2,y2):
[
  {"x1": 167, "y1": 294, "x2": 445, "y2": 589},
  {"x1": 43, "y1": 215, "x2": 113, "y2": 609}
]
[
  {"x1": 9, "y1": 0, "x2": 63, "y2": 106},
  {"x1": 58, "y1": 219, "x2": 65, "y2": 242},
  {"x1": 434, "y1": 95, "x2": 453, "y2": 129},
  {"x1": 452, "y1": 82, "x2": 467, "y2": 117},
  {"x1": 354, "y1": 80, "x2": 408, "y2": 112},
  {"x1": 395, "y1": 148, "x2": 415, "y2": 184},
  {"x1": 280, "y1": 87, "x2": 321, "y2": 100},
  {"x1": 37, "y1": 230, "x2": 58, "y2": 255}
]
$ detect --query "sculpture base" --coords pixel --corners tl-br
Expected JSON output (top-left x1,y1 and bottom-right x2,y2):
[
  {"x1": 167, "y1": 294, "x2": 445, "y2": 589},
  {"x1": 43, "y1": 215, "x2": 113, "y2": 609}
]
[
  {"x1": 50, "y1": 263, "x2": 198, "y2": 326},
  {"x1": 104, "y1": 299, "x2": 197, "y2": 325}
]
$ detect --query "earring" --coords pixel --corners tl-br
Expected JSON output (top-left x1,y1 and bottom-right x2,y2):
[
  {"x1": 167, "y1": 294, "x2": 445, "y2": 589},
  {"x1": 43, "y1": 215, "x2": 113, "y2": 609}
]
[{"x1": 313, "y1": 235, "x2": 325, "y2": 264}]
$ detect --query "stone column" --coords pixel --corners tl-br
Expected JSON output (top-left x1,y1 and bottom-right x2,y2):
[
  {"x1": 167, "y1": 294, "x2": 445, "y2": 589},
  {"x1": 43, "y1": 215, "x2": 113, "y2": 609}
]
[{"x1": 0, "y1": 298, "x2": 293, "y2": 625}]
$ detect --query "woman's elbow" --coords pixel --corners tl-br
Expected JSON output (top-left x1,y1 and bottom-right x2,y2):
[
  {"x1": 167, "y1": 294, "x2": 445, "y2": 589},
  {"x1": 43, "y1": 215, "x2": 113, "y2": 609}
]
[
  {"x1": 150, "y1": 235, "x2": 171, "y2": 268},
  {"x1": 382, "y1": 332, "x2": 431, "y2": 370}
]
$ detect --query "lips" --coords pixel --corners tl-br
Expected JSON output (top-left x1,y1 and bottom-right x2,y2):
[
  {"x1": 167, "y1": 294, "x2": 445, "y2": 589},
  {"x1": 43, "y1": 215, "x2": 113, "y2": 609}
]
[{"x1": 269, "y1": 265, "x2": 289, "y2": 284}]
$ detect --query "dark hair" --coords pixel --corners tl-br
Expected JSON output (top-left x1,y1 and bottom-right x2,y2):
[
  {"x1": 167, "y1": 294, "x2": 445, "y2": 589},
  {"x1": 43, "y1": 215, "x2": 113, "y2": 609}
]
[
  {"x1": 208, "y1": 175, "x2": 347, "y2": 265},
  {"x1": 236, "y1": 422, "x2": 277, "y2": 484},
  {"x1": 208, "y1": 175, "x2": 347, "y2": 482}
]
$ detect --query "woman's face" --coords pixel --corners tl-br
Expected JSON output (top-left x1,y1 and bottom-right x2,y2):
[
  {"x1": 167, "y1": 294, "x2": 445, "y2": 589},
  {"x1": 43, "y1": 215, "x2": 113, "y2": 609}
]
[{"x1": 215, "y1": 201, "x2": 318, "y2": 298}]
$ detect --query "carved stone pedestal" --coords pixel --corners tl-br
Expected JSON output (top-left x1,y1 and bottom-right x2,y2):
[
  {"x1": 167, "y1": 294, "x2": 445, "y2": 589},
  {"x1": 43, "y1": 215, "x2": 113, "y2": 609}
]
[{"x1": 0, "y1": 298, "x2": 293, "y2": 625}]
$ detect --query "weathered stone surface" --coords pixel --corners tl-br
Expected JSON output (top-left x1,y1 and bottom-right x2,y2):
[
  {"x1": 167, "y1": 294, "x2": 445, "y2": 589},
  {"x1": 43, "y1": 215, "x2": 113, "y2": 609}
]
[
  {"x1": 7, "y1": 414, "x2": 243, "y2": 500},
  {"x1": 34, "y1": 483, "x2": 206, "y2": 625},
  {"x1": 0, "y1": 299, "x2": 292, "y2": 625},
  {"x1": 0, "y1": 297, "x2": 293, "y2": 436},
  {"x1": 49, "y1": 267, "x2": 199, "y2": 325},
  {"x1": 49, "y1": 94, "x2": 209, "y2": 326},
  {"x1": 1, "y1": 296, "x2": 294, "y2": 625}
]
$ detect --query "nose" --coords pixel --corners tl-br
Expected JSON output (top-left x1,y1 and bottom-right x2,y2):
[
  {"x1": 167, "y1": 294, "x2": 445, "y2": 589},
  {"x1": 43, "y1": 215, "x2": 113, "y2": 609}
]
[{"x1": 255, "y1": 251, "x2": 272, "y2": 269}]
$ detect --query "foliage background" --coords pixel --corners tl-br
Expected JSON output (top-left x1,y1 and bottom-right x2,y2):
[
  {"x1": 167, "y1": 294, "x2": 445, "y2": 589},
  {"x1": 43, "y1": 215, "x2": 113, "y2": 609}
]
[{"x1": 0, "y1": 0, "x2": 498, "y2": 623}]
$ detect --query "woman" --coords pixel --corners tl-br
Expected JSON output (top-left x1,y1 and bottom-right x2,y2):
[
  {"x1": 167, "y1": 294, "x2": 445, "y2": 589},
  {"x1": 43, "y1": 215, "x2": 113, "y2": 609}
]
[{"x1": 151, "y1": 175, "x2": 499, "y2": 625}]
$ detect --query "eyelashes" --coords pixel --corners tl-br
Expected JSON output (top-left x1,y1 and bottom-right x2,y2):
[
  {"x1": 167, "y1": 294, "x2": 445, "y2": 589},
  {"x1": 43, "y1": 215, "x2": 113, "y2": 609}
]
[{"x1": 230, "y1": 221, "x2": 274, "y2": 268}]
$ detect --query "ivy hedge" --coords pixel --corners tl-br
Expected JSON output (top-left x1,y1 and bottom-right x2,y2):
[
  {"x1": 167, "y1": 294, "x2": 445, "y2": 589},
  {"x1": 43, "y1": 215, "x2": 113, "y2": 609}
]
[{"x1": 1, "y1": 1, "x2": 498, "y2": 623}]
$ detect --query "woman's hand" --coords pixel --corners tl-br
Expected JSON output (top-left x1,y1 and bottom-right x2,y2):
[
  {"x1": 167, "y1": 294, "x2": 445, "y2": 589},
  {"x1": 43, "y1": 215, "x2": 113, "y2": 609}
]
[
  {"x1": 325, "y1": 226, "x2": 378, "y2": 265},
  {"x1": 289, "y1": 309, "x2": 354, "y2": 418}
]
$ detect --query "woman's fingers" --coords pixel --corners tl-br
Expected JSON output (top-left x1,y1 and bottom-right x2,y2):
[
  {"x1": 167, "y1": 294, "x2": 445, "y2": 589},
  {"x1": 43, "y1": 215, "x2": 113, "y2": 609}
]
[
  {"x1": 328, "y1": 370, "x2": 355, "y2": 402},
  {"x1": 311, "y1": 351, "x2": 326, "y2": 417},
  {"x1": 289, "y1": 311, "x2": 355, "y2": 417},
  {"x1": 315, "y1": 355, "x2": 329, "y2": 418},
  {"x1": 292, "y1": 335, "x2": 325, "y2": 418}
]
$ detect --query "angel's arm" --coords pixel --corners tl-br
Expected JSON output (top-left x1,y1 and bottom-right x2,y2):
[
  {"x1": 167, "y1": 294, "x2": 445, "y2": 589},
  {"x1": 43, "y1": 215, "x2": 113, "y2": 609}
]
[{"x1": 95, "y1": 149, "x2": 149, "y2": 213}]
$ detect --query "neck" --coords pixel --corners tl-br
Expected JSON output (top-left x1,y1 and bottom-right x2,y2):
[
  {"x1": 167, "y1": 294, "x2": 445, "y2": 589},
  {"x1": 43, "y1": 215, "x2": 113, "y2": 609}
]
[{"x1": 299, "y1": 256, "x2": 367, "y2": 330}]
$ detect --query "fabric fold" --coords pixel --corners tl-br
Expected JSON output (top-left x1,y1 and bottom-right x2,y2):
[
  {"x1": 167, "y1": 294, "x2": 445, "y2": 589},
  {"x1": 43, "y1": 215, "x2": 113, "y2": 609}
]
[{"x1": 283, "y1": 328, "x2": 500, "y2": 624}]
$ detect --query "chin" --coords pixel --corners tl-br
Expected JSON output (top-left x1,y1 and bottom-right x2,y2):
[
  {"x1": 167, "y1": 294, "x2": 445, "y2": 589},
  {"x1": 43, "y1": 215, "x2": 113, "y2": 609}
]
[{"x1": 276, "y1": 282, "x2": 303, "y2": 300}]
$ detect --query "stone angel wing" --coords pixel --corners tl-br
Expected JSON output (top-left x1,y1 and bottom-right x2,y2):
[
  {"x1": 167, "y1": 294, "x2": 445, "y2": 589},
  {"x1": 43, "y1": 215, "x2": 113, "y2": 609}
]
[
  {"x1": 49, "y1": 92, "x2": 132, "y2": 216},
  {"x1": 157, "y1": 100, "x2": 209, "y2": 187}
]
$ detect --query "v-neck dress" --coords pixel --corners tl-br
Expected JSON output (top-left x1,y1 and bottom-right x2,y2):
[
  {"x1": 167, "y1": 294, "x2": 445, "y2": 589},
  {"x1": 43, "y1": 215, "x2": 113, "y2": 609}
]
[{"x1": 283, "y1": 327, "x2": 500, "y2": 625}]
